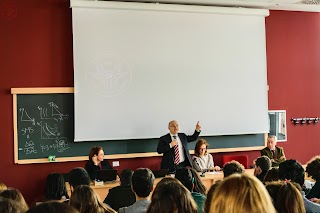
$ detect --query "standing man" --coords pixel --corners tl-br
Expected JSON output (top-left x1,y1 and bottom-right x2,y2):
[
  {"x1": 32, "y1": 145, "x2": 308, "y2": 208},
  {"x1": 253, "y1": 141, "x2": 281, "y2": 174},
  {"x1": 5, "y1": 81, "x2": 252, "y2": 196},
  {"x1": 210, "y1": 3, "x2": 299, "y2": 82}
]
[
  {"x1": 260, "y1": 135, "x2": 286, "y2": 167},
  {"x1": 157, "y1": 120, "x2": 201, "y2": 173}
]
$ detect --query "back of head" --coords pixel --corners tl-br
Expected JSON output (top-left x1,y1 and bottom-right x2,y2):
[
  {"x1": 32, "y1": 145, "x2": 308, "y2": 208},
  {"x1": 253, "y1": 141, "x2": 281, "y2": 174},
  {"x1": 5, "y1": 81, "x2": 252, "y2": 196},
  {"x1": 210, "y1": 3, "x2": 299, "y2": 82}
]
[
  {"x1": 278, "y1": 160, "x2": 304, "y2": 187},
  {"x1": 147, "y1": 177, "x2": 197, "y2": 213},
  {"x1": 255, "y1": 156, "x2": 271, "y2": 173},
  {"x1": 306, "y1": 155, "x2": 320, "y2": 181},
  {"x1": 0, "y1": 188, "x2": 29, "y2": 212},
  {"x1": 45, "y1": 172, "x2": 68, "y2": 200},
  {"x1": 265, "y1": 181, "x2": 304, "y2": 213},
  {"x1": 175, "y1": 168, "x2": 193, "y2": 191},
  {"x1": 120, "y1": 169, "x2": 134, "y2": 187},
  {"x1": 70, "y1": 185, "x2": 115, "y2": 213},
  {"x1": 264, "y1": 167, "x2": 279, "y2": 183},
  {"x1": 27, "y1": 202, "x2": 79, "y2": 213},
  {"x1": 0, "y1": 197, "x2": 23, "y2": 213},
  {"x1": 204, "y1": 181, "x2": 221, "y2": 213},
  {"x1": 132, "y1": 168, "x2": 155, "y2": 198},
  {"x1": 68, "y1": 167, "x2": 90, "y2": 189},
  {"x1": 210, "y1": 173, "x2": 276, "y2": 213},
  {"x1": 223, "y1": 160, "x2": 245, "y2": 178}
]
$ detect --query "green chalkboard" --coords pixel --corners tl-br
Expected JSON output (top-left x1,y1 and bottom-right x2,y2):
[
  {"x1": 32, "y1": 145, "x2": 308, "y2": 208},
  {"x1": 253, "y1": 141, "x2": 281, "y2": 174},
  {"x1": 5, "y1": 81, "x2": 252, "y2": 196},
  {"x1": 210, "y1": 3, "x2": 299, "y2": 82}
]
[{"x1": 14, "y1": 90, "x2": 265, "y2": 163}]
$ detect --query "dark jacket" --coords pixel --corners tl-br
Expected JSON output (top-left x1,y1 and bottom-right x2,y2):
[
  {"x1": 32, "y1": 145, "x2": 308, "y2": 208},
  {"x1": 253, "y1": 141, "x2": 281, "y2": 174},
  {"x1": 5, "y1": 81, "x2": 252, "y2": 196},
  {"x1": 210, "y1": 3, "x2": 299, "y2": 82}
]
[
  {"x1": 103, "y1": 185, "x2": 136, "y2": 211},
  {"x1": 260, "y1": 146, "x2": 286, "y2": 167},
  {"x1": 157, "y1": 131, "x2": 200, "y2": 173},
  {"x1": 85, "y1": 160, "x2": 113, "y2": 180}
]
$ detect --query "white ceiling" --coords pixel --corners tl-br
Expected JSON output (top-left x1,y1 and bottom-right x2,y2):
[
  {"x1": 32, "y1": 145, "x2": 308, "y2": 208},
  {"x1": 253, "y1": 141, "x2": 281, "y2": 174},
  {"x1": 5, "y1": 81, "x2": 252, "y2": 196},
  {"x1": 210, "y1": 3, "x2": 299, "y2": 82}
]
[{"x1": 106, "y1": 0, "x2": 320, "y2": 12}]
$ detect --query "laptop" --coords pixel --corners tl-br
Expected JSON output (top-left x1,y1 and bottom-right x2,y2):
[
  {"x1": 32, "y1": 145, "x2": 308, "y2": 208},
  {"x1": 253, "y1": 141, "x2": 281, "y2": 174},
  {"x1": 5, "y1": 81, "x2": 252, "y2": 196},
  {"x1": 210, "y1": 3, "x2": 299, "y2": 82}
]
[
  {"x1": 152, "y1": 169, "x2": 169, "y2": 178},
  {"x1": 96, "y1": 169, "x2": 118, "y2": 182}
]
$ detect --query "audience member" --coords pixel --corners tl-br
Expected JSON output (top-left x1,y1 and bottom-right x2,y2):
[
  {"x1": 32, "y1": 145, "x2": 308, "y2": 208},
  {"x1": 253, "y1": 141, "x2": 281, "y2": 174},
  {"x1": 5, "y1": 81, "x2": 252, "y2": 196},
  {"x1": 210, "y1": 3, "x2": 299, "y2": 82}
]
[
  {"x1": 44, "y1": 172, "x2": 69, "y2": 202},
  {"x1": 263, "y1": 167, "x2": 279, "y2": 183},
  {"x1": 70, "y1": 185, "x2": 116, "y2": 213},
  {"x1": 265, "y1": 181, "x2": 305, "y2": 213},
  {"x1": 104, "y1": 169, "x2": 135, "y2": 211},
  {"x1": 192, "y1": 139, "x2": 220, "y2": 172},
  {"x1": 0, "y1": 188, "x2": 29, "y2": 212},
  {"x1": 254, "y1": 156, "x2": 271, "y2": 182},
  {"x1": 146, "y1": 177, "x2": 197, "y2": 213},
  {"x1": 260, "y1": 135, "x2": 286, "y2": 167},
  {"x1": 305, "y1": 155, "x2": 320, "y2": 199},
  {"x1": 85, "y1": 146, "x2": 113, "y2": 180},
  {"x1": 189, "y1": 168, "x2": 206, "y2": 195},
  {"x1": 0, "y1": 197, "x2": 23, "y2": 213},
  {"x1": 175, "y1": 168, "x2": 206, "y2": 213},
  {"x1": 204, "y1": 181, "x2": 221, "y2": 213},
  {"x1": 26, "y1": 202, "x2": 79, "y2": 213},
  {"x1": 208, "y1": 173, "x2": 276, "y2": 213},
  {"x1": 68, "y1": 167, "x2": 90, "y2": 192},
  {"x1": 223, "y1": 160, "x2": 245, "y2": 178},
  {"x1": 278, "y1": 159, "x2": 320, "y2": 213},
  {"x1": 118, "y1": 168, "x2": 155, "y2": 213}
]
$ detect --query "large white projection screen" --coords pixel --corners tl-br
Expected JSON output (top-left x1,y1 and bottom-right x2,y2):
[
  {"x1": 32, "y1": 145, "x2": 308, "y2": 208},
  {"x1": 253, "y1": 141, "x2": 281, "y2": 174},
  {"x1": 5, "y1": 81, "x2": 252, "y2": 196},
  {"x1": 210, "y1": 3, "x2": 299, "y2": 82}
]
[{"x1": 71, "y1": 1, "x2": 270, "y2": 141}]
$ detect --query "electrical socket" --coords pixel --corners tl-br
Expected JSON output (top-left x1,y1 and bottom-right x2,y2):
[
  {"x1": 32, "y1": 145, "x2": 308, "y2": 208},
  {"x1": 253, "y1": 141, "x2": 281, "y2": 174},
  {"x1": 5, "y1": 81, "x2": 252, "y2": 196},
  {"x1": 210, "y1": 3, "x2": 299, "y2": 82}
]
[{"x1": 112, "y1": 161, "x2": 120, "y2": 167}]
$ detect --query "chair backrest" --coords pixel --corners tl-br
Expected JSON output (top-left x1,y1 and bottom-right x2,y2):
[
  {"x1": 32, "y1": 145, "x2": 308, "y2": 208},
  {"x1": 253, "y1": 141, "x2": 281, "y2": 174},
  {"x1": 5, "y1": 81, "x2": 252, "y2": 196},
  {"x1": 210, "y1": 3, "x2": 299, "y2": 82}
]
[{"x1": 222, "y1": 155, "x2": 249, "y2": 169}]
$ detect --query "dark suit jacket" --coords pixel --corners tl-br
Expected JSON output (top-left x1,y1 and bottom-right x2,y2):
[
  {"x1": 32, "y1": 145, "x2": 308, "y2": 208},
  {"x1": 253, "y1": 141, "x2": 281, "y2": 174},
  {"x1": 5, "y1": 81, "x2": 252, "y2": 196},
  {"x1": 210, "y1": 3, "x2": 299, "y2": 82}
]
[
  {"x1": 103, "y1": 185, "x2": 136, "y2": 211},
  {"x1": 85, "y1": 160, "x2": 113, "y2": 180},
  {"x1": 157, "y1": 130, "x2": 200, "y2": 173},
  {"x1": 260, "y1": 146, "x2": 286, "y2": 167}
]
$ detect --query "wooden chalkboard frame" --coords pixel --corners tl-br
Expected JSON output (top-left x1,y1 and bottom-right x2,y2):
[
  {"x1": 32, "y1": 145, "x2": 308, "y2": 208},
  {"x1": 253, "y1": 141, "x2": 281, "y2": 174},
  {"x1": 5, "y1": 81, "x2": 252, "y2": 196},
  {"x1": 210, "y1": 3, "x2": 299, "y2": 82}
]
[{"x1": 12, "y1": 87, "x2": 267, "y2": 164}]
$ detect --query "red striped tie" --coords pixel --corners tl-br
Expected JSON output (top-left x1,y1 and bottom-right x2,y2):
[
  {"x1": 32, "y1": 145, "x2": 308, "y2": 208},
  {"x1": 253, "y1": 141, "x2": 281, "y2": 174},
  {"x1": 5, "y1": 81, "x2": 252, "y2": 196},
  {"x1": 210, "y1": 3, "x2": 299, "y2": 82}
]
[{"x1": 173, "y1": 136, "x2": 180, "y2": 165}]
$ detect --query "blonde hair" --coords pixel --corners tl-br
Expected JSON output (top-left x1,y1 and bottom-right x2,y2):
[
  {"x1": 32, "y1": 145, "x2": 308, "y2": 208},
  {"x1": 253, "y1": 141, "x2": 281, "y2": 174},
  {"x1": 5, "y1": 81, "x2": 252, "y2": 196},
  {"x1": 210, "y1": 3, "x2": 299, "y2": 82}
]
[
  {"x1": 0, "y1": 188, "x2": 29, "y2": 212},
  {"x1": 265, "y1": 181, "x2": 305, "y2": 213},
  {"x1": 70, "y1": 185, "x2": 115, "y2": 213},
  {"x1": 0, "y1": 182, "x2": 7, "y2": 191},
  {"x1": 209, "y1": 173, "x2": 276, "y2": 213}
]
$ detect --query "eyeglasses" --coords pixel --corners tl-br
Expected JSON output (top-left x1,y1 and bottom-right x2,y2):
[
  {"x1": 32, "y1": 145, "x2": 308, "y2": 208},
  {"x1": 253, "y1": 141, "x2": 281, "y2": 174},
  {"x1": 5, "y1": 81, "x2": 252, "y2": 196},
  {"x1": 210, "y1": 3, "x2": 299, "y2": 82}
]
[
  {"x1": 169, "y1": 125, "x2": 179, "y2": 128},
  {"x1": 199, "y1": 148, "x2": 207, "y2": 150}
]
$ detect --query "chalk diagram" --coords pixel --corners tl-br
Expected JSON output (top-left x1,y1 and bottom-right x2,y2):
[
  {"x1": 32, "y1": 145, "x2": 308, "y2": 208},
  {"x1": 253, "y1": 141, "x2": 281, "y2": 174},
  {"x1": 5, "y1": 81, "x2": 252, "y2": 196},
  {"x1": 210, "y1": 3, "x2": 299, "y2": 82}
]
[
  {"x1": 40, "y1": 137, "x2": 70, "y2": 153},
  {"x1": 20, "y1": 108, "x2": 35, "y2": 125},
  {"x1": 19, "y1": 102, "x2": 71, "y2": 155}
]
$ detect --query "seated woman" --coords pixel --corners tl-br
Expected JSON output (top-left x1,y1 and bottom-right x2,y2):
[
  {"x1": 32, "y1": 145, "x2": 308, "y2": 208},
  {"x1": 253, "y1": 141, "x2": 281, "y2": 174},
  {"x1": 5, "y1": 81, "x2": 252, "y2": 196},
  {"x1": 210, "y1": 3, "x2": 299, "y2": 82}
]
[
  {"x1": 85, "y1": 146, "x2": 113, "y2": 180},
  {"x1": 192, "y1": 139, "x2": 220, "y2": 172},
  {"x1": 69, "y1": 185, "x2": 116, "y2": 213},
  {"x1": 44, "y1": 172, "x2": 69, "y2": 202}
]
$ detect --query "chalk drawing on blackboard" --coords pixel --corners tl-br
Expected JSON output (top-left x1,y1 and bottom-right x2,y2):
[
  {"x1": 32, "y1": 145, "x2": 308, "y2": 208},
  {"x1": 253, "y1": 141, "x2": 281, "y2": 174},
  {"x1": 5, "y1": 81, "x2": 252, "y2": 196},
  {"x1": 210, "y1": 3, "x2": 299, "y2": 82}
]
[
  {"x1": 40, "y1": 137, "x2": 70, "y2": 153},
  {"x1": 19, "y1": 108, "x2": 35, "y2": 125},
  {"x1": 37, "y1": 121, "x2": 60, "y2": 139},
  {"x1": 18, "y1": 140, "x2": 38, "y2": 155},
  {"x1": 21, "y1": 127, "x2": 34, "y2": 139},
  {"x1": 38, "y1": 102, "x2": 69, "y2": 122}
]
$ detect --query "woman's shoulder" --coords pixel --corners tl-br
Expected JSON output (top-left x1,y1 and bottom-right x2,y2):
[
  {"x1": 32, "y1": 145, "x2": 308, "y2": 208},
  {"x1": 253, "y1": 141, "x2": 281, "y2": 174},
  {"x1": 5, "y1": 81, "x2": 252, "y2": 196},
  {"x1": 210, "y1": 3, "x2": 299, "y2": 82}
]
[{"x1": 193, "y1": 155, "x2": 201, "y2": 159}]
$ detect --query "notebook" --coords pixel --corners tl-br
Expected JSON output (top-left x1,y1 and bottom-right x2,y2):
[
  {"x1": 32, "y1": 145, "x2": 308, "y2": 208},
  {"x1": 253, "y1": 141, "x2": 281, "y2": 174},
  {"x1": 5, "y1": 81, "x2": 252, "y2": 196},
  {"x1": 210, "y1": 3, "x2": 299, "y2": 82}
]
[
  {"x1": 152, "y1": 169, "x2": 169, "y2": 178},
  {"x1": 96, "y1": 169, "x2": 118, "y2": 182}
]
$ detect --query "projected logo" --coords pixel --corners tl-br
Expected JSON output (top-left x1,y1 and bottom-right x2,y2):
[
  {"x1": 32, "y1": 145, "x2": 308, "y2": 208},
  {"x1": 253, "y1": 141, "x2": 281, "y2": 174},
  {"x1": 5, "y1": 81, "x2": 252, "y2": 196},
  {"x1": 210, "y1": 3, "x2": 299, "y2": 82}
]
[{"x1": 86, "y1": 54, "x2": 132, "y2": 98}]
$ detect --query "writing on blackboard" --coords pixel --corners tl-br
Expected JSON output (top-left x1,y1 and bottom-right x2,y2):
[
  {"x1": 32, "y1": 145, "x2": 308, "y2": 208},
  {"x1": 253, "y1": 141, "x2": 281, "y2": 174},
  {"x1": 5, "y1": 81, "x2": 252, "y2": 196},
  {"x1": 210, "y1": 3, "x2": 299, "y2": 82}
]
[{"x1": 18, "y1": 102, "x2": 71, "y2": 155}]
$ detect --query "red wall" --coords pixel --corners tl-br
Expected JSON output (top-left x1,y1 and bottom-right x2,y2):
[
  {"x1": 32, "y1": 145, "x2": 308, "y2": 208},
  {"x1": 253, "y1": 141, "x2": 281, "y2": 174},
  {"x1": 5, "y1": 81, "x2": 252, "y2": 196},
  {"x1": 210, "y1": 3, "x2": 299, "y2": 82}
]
[{"x1": 0, "y1": 0, "x2": 319, "y2": 205}]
